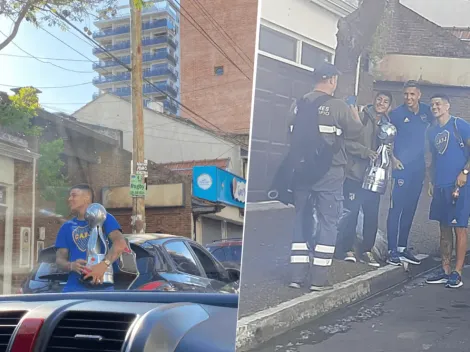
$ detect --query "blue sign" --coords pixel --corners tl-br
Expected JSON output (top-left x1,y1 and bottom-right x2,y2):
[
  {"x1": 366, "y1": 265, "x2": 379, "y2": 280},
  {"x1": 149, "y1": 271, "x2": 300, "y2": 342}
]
[{"x1": 192, "y1": 166, "x2": 246, "y2": 209}]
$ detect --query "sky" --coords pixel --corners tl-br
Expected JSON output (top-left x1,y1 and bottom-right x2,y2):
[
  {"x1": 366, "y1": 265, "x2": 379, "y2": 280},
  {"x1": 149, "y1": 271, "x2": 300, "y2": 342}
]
[{"x1": 0, "y1": 1, "x2": 130, "y2": 115}]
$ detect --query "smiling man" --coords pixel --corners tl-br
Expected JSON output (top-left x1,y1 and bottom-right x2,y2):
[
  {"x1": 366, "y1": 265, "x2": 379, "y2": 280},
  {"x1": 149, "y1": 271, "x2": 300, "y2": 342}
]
[
  {"x1": 339, "y1": 91, "x2": 393, "y2": 267},
  {"x1": 55, "y1": 184, "x2": 128, "y2": 292},
  {"x1": 386, "y1": 80, "x2": 434, "y2": 266},
  {"x1": 426, "y1": 94, "x2": 469, "y2": 288}
]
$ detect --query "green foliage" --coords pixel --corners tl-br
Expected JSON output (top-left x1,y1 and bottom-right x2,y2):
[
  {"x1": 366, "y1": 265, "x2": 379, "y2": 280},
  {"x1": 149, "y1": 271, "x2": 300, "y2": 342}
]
[
  {"x1": 0, "y1": 87, "x2": 42, "y2": 136},
  {"x1": 0, "y1": 87, "x2": 69, "y2": 214}
]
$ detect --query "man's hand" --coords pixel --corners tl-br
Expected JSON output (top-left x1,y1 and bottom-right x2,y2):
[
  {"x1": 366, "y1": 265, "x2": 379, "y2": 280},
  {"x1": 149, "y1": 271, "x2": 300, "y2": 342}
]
[
  {"x1": 428, "y1": 182, "x2": 433, "y2": 197},
  {"x1": 367, "y1": 149, "x2": 379, "y2": 161},
  {"x1": 349, "y1": 105, "x2": 361, "y2": 123},
  {"x1": 83, "y1": 261, "x2": 108, "y2": 285},
  {"x1": 71, "y1": 259, "x2": 87, "y2": 275},
  {"x1": 392, "y1": 157, "x2": 404, "y2": 170},
  {"x1": 457, "y1": 172, "x2": 468, "y2": 188}
]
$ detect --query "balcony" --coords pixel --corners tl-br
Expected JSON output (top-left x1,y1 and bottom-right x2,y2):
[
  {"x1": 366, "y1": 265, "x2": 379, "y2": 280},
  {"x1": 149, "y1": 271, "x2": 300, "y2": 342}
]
[
  {"x1": 164, "y1": 100, "x2": 178, "y2": 114},
  {"x1": 93, "y1": 65, "x2": 178, "y2": 85},
  {"x1": 93, "y1": 51, "x2": 177, "y2": 70},
  {"x1": 109, "y1": 82, "x2": 179, "y2": 98},
  {"x1": 93, "y1": 18, "x2": 172, "y2": 39},
  {"x1": 92, "y1": 36, "x2": 178, "y2": 55}
]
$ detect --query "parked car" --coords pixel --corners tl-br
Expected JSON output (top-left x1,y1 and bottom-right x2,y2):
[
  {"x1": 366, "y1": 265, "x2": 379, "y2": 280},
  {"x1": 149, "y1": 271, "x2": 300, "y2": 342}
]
[
  {"x1": 19, "y1": 233, "x2": 240, "y2": 294},
  {"x1": 205, "y1": 238, "x2": 243, "y2": 270}
]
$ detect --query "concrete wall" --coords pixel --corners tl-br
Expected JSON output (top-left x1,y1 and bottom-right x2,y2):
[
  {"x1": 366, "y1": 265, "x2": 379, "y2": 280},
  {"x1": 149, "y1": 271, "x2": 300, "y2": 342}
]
[{"x1": 73, "y1": 94, "x2": 243, "y2": 177}]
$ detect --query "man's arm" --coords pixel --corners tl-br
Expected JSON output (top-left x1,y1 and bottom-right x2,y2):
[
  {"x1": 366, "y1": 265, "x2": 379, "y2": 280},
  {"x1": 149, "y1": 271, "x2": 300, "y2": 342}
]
[
  {"x1": 104, "y1": 230, "x2": 128, "y2": 264},
  {"x1": 56, "y1": 248, "x2": 70, "y2": 272}
]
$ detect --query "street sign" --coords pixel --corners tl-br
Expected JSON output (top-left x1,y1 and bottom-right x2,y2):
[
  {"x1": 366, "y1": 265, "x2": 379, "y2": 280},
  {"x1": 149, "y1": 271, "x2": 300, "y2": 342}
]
[
  {"x1": 130, "y1": 174, "x2": 146, "y2": 197},
  {"x1": 136, "y1": 160, "x2": 148, "y2": 177}
]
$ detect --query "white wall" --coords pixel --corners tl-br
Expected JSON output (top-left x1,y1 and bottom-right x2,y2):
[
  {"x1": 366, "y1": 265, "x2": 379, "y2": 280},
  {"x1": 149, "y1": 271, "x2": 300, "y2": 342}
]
[
  {"x1": 260, "y1": 0, "x2": 357, "y2": 53},
  {"x1": 73, "y1": 94, "x2": 243, "y2": 176}
]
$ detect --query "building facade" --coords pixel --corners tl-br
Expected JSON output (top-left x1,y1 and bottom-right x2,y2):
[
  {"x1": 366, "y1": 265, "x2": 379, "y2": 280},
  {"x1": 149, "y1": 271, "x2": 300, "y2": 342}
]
[
  {"x1": 247, "y1": 0, "x2": 358, "y2": 202},
  {"x1": 91, "y1": 1, "x2": 180, "y2": 115},
  {"x1": 179, "y1": 0, "x2": 258, "y2": 134}
]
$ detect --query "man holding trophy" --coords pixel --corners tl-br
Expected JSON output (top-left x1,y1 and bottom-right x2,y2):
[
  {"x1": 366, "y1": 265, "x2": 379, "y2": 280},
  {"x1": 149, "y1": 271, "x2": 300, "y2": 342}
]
[
  {"x1": 339, "y1": 92, "x2": 394, "y2": 267},
  {"x1": 55, "y1": 184, "x2": 128, "y2": 292}
]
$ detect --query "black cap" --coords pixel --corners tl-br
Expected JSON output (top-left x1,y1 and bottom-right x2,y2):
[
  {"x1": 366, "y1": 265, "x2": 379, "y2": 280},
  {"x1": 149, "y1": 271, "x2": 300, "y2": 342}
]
[{"x1": 312, "y1": 62, "x2": 341, "y2": 81}]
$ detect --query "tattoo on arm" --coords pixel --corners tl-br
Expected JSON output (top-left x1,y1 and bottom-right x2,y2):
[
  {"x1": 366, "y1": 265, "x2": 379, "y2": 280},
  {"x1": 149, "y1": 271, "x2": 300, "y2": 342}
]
[
  {"x1": 56, "y1": 248, "x2": 70, "y2": 272},
  {"x1": 105, "y1": 230, "x2": 127, "y2": 264},
  {"x1": 440, "y1": 227, "x2": 453, "y2": 269}
]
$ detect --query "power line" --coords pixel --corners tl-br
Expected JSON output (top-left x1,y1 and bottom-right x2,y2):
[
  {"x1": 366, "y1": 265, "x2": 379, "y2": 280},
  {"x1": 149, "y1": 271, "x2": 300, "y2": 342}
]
[
  {"x1": 0, "y1": 29, "x2": 94, "y2": 74},
  {"x1": 0, "y1": 53, "x2": 95, "y2": 62},
  {"x1": 189, "y1": 0, "x2": 254, "y2": 67},
  {"x1": 0, "y1": 82, "x2": 92, "y2": 89},
  {"x1": 45, "y1": 6, "x2": 247, "y2": 147},
  {"x1": 171, "y1": 0, "x2": 252, "y2": 80}
]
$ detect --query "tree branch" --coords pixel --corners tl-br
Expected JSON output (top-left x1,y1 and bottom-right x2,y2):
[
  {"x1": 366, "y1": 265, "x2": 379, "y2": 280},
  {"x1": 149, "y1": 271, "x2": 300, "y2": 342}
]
[{"x1": 0, "y1": 0, "x2": 34, "y2": 51}]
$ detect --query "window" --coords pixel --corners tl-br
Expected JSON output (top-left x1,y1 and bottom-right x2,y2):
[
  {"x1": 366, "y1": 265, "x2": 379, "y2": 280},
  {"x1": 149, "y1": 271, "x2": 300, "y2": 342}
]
[
  {"x1": 209, "y1": 247, "x2": 227, "y2": 262},
  {"x1": 164, "y1": 241, "x2": 201, "y2": 277},
  {"x1": 301, "y1": 42, "x2": 332, "y2": 69},
  {"x1": 190, "y1": 245, "x2": 222, "y2": 281},
  {"x1": 259, "y1": 25, "x2": 297, "y2": 62},
  {"x1": 229, "y1": 245, "x2": 242, "y2": 262},
  {"x1": 214, "y1": 66, "x2": 224, "y2": 76}
]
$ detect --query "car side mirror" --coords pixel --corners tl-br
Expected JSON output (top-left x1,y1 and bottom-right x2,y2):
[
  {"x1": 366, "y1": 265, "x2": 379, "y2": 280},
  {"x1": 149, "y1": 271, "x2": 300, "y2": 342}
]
[{"x1": 226, "y1": 268, "x2": 240, "y2": 283}]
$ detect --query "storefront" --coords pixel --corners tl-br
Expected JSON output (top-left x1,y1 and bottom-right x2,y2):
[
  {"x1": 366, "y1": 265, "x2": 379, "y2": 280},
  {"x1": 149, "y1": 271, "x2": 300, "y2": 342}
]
[{"x1": 192, "y1": 166, "x2": 246, "y2": 245}]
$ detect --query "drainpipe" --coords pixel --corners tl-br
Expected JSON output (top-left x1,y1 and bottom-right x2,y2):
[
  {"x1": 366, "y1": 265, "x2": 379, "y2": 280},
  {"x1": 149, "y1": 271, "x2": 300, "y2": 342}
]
[{"x1": 30, "y1": 157, "x2": 36, "y2": 269}]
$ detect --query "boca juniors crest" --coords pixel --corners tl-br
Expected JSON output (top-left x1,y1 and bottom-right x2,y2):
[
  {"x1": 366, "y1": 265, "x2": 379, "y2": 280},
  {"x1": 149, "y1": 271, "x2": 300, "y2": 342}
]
[
  {"x1": 435, "y1": 130, "x2": 450, "y2": 155},
  {"x1": 72, "y1": 226, "x2": 91, "y2": 252}
]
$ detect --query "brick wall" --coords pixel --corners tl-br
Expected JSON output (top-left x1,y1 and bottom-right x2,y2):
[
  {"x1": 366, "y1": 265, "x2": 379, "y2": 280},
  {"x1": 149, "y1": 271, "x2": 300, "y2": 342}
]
[{"x1": 179, "y1": 0, "x2": 257, "y2": 134}]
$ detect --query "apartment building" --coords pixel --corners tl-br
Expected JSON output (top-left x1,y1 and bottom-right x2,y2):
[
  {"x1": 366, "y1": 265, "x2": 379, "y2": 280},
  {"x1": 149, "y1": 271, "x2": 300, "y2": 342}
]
[{"x1": 91, "y1": 1, "x2": 180, "y2": 115}]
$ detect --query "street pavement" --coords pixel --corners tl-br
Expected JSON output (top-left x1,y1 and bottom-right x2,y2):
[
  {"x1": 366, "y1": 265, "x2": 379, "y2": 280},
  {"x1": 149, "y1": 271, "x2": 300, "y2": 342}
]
[
  {"x1": 238, "y1": 203, "x2": 374, "y2": 318},
  {"x1": 250, "y1": 266, "x2": 470, "y2": 352},
  {"x1": 238, "y1": 184, "x2": 444, "y2": 318}
]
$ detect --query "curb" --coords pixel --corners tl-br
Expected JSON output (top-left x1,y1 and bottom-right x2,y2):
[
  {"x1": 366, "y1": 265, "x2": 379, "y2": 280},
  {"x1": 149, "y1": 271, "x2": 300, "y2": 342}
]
[{"x1": 235, "y1": 253, "x2": 437, "y2": 351}]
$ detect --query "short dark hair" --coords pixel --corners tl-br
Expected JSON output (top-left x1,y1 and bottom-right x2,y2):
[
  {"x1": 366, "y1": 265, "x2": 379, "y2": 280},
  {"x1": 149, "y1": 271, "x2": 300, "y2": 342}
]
[
  {"x1": 375, "y1": 91, "x2": 393, "y2": 104},
  {"x1": 70, "y1": 184, "x2": 94, "y2": 202},
  {"x1": 404, "y1": 80, "x2": 421, "y2": 90},
  {"x1": 430, "y1": 94, "x2": 450, "y2": 104}
]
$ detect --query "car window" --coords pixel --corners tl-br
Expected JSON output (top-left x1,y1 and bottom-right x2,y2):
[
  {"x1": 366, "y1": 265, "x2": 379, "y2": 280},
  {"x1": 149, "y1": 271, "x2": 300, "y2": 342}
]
[
  {"x1": 210, "y1": 247, "x2": 227, "y2": 262},
  {"x1": 190, "y1": 244, "x2": 223, "y2": 281},
  {"x1": 34, "y1": 263, "x2": 58, "y2": 281},
  {"x1": 230, "y1": 245, "x2": 242, "y2": 262},
  {"x1": 164, "y1": 241, "x2": 201, "y2": 277}
]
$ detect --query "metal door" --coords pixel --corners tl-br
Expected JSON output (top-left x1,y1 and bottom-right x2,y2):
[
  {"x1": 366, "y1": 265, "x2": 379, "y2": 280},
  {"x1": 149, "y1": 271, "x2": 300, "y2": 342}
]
[{"x1": 247, "y1": 54, "x2": 314, "y2": 202}]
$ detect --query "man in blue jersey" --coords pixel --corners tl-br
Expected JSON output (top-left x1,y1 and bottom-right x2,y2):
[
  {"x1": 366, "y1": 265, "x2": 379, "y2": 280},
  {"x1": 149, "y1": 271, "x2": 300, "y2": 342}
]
[
  {"x1": 386, "y1": 80, "x2": 434, "y2": 266},
  {"x1": 425, "y1": 95, "x2": 469, "y2": 288},
  {"x1": 55, "y1": 184, "x2": 128, "y2": 292}
]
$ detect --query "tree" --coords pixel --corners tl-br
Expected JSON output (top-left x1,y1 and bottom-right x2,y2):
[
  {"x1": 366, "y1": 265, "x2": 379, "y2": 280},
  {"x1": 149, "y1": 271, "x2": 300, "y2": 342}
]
[
  {"x1": 0, "y1": 87, "x2": 69, "y2": 215},
  {"x1": 0, "y1": 0, "x2": 118, "y2": 51},
  {"x1": 333, "y1": 0, "x2": 389, "y2": 98}
]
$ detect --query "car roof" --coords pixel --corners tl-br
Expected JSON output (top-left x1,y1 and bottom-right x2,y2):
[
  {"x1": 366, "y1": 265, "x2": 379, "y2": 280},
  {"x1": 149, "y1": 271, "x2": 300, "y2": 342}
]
[
  {"x1": 123, "y1": 233, "x2": 189, "y2": 246},
  {"x1": 206, "y1": 238, "x2": 243, "y2": 246}
]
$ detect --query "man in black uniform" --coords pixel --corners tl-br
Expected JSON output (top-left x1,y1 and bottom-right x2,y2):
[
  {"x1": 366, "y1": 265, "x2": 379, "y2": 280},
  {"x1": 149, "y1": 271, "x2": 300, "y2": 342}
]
[{"x1": 288, "y1": 63, "x2": 364, "y2": 291}]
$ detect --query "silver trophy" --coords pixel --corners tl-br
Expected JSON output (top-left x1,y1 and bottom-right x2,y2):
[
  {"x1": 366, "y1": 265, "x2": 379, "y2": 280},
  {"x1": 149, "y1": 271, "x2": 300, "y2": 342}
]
[
  {"x1": 82, "y1": 203, "x2": 114, "y2": 286},
  {"x1": 362, "y1": 122, "x2": 397, "y2": 194}
]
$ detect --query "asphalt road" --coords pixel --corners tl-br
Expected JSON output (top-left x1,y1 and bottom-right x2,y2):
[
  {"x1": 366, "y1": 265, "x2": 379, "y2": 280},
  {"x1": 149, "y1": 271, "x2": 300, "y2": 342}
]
[
  {"x1": 238, "y1": 185, "x2": 445, "y2": 319},
  {"x1": 238, "y1": 203, "x2": 374, "y2": 318},
  {"x1": 249, "y1": 266, "x2": 470, "y2": 352}
]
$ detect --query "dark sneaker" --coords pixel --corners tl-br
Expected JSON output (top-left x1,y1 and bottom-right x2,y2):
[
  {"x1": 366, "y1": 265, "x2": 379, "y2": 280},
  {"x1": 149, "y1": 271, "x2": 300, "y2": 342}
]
[
  {"x1": 362, "y1": 251, "x2": 380, "y2": 267},
  {"x1": 310, "y1": 283, "x2": 333, "y2": 292},
  {"x1": 426, "y1": 269, "x2": 449, "y2": 284},
  {"x1": 344, "y1": 251, "x2": 357, "y2": 263},
  {"x1": 399, "y1": 249, "x2": 421, "y2": 265},
  {"x1": 446, "y1": 271, "x2": 463, "y2": 289},
  {"x1": 289, "y1": 282, "x2": 301, "y2": 289},
  {"x1": 386, "y1": 250, "x2": 402, "y2": 266}
]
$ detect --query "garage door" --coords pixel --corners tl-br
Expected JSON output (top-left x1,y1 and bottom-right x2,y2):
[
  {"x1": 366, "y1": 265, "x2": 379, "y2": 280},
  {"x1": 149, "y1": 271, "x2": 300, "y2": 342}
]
[{"x1": 247, "y1": 54, "x2": 314, "y2": 202}]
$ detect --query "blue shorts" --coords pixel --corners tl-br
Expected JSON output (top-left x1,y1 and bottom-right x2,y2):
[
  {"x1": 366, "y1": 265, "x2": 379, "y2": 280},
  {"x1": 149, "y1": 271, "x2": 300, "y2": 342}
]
[{"x1": 429, "y1": 185, "x2": 470, "y2": 227}]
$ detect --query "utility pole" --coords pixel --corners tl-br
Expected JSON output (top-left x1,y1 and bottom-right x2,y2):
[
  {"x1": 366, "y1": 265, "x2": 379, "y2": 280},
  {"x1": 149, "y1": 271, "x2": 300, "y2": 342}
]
[{"x1": 130, "y1": 0, "x2": 146, "y2": 234}]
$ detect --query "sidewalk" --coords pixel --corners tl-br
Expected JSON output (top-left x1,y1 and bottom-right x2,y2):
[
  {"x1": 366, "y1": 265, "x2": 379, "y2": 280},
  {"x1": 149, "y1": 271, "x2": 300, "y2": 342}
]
[{"x1": 236, "y1": 201, "x2": 443, "y2": 352}]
